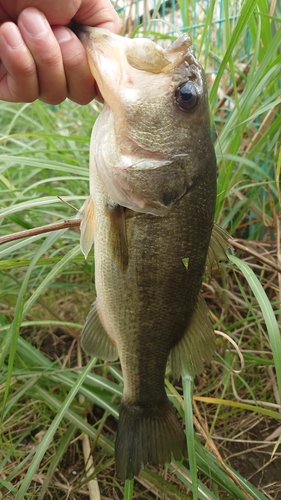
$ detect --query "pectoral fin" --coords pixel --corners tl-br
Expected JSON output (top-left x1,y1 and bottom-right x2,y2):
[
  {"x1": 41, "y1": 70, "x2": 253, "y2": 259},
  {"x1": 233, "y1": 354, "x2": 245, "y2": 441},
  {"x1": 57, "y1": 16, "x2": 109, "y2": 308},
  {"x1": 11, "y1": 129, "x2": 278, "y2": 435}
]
[
  {"x1": 170, "y1": 294, "x2": 215, "y2": 379},
  {"x1": 107, "y1": 202, "x2": 128, "y2": 270},
  {"x1": 81, "y1": 300, "x2": 119, "y2": 361},
  {"x1": 80, "y1": 196, "x2": 95, "y2": 259}
]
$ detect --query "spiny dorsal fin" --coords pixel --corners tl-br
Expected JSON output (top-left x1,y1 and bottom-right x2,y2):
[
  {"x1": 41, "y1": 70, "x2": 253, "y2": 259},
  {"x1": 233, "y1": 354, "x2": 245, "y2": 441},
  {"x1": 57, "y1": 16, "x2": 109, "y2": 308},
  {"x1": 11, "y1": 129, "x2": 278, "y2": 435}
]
[
  {"x1": 81, "y1": 300, "x2": 119, "y2": 361},
  {"x1": 107, "y1": 202, "x2": 128, "y2": 270},
  {"x1": 206, "y1": 222, "x2": 231, "y2": 274},
  {"x1": 170, "y1": 294, "x2": 215, "y2": 379}
]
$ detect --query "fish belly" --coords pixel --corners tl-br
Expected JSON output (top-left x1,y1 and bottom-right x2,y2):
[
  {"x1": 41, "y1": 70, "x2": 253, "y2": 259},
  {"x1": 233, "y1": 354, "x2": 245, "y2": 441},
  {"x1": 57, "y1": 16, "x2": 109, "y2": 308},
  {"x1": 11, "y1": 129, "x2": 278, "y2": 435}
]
[{"x1": 92, "y1": 158, "x2": 216, "y2": 479}]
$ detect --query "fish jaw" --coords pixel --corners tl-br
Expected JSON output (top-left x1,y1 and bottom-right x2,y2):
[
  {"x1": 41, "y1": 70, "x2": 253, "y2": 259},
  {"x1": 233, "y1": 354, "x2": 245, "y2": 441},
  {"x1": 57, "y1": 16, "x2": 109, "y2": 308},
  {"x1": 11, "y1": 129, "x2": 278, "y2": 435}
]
[
  {"x1": 78, "y1": 28, "x2": 211, "y2": 216},
  {"x1": 77, "y1": 27, "x2": 192, "y2": 109}
]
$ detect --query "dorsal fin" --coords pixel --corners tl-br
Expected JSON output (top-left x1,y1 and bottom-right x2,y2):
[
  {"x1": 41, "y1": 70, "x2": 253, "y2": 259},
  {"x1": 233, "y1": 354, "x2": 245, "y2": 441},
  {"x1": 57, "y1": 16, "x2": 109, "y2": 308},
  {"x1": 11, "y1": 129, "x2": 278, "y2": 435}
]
[
  {"x1": 170, "y1": 224, "x2": 231, "y2": 379},
  {"x1": 206, "y1": 222, "x2": 231, "y2": 273},
  {"x1": 170, "y1": 294, "x2": 215, "y2": 379}
]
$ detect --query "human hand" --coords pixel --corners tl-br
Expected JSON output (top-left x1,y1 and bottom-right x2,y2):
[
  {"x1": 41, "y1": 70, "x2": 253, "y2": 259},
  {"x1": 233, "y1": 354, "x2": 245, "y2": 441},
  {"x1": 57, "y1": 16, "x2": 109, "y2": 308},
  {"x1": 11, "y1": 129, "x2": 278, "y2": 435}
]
[{"x1": 0, "y1": 0, "x2": 121, "y2": 104}]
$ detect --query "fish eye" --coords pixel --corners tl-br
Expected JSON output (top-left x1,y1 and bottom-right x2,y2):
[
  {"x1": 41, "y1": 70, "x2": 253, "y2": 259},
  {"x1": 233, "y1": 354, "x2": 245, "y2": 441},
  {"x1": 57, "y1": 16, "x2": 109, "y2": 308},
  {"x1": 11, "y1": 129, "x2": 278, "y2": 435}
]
[{"x1": 175, "y1": 81, "x2": 198, "y2": 111}]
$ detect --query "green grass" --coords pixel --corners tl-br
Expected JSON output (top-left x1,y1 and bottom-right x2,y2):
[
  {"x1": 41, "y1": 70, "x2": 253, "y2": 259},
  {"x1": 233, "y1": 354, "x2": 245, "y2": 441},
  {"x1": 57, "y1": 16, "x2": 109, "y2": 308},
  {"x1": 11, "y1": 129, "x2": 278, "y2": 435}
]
[{"x1": 0, "y1": 0, "x2": 281, "y2": 498}]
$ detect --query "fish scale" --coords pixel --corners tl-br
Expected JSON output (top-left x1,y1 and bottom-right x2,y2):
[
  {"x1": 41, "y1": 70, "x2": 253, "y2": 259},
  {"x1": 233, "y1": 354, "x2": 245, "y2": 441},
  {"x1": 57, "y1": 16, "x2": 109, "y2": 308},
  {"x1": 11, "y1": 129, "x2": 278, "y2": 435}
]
[{"x1": 77, "y1": 26, "x2": 229, "y2": 481}]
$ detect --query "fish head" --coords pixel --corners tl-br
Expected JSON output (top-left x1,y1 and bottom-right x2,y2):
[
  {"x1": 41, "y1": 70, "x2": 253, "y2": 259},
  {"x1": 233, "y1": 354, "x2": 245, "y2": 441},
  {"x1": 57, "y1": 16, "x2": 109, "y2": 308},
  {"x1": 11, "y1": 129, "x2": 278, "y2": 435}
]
[{"x1": 78, "y1": 27, "x2": 215, "y2": 214}]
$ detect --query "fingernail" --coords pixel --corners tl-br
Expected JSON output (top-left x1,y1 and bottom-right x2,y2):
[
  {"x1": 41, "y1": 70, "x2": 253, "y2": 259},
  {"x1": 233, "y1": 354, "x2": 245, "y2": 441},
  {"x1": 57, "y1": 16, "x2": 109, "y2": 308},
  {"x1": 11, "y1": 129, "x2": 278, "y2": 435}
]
[
  {"x1": 53, "y1": 27, "x2": 73, "y2": 44},
  {"x1": 2, "y1": 23, "x2": 24, "y2": 49},
  {"x1": 20, "y1": 8, "x2": 48, "y2": 37}
]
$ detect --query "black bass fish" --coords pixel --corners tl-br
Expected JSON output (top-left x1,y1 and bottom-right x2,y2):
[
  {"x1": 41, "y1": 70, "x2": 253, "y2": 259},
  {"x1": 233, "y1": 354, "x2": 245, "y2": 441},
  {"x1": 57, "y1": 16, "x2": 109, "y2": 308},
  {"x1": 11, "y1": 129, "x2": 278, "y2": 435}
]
[{"x1": 78, "y1": 27, "x2": 227, "y2": 481}]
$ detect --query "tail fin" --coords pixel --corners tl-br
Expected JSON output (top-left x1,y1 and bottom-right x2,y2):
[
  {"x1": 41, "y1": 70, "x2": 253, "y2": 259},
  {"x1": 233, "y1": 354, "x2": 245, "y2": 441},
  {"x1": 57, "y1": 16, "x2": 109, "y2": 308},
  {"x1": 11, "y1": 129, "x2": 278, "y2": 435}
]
[{"x1": 115, "y1": 397, "x2": 186, "y2": 480}]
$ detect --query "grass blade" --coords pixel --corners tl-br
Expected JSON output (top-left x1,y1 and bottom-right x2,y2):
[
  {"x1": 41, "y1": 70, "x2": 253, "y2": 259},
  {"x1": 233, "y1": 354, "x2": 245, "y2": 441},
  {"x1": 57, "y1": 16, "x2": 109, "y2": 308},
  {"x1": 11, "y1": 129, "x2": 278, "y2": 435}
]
[
  {"x1": 124, "y1": 478, "x2": 134, "y2": 500},
  {"x1": 182, "y1": 374, "x2": 198, "y2": 500},
  {"x1": 14, "y1": 357, "x2": 97, "y2": 498},
  {"x1": 229, "y1": 254, "x2": 281, "y2": 402}
]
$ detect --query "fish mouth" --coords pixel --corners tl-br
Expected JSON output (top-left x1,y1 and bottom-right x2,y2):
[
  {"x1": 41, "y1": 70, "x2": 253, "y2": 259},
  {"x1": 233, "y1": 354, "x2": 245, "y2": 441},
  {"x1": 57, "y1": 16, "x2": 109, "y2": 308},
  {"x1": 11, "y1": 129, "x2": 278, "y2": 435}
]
[{"x1": 76, "y1": 27, "x2": 195, "y2": 110}]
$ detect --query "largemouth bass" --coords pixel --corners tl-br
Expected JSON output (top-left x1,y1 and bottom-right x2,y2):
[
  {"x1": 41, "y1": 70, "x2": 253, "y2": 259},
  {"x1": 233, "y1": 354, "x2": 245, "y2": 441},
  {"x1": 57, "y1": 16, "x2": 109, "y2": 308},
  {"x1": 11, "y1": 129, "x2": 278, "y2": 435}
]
[{"x1": 78, "y1": 27, "x2": 227, "y2": 481}]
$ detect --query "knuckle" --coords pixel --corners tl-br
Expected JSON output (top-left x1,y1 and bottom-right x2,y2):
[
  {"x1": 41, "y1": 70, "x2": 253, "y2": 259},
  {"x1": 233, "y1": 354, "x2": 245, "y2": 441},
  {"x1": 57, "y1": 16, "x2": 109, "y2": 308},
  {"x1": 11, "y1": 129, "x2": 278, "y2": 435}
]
[
  {"x1": 9, "y1": 63, "x2": 39, "y2": 102},
  {"x1": 39, "y1": 51, "x2": 62, "y2": 69},
  {"x1": 70, "y1": 93, "x2": 94, "y2": 105},
  {"x1": 64, "y1": 49, "x2": 85, "y2": 70},
  {"x1": 10, "y1": 83, "x2": 37, "y2": 102},
  {"x1": 18, "y1": 61, "x2": 37, "y2": 80},
  {"x1": 39, "y1": 91, "x2": 67, "y2": 105}
]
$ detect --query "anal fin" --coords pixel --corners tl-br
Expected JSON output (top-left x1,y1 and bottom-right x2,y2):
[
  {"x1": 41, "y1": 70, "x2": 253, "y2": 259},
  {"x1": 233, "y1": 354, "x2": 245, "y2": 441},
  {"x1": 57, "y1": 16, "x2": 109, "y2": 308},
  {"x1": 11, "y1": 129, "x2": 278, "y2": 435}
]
[
  {"x1": 170, "y1": 294, "x2": 215, "y2": 379},
  {"x1": 81, "y1": 300, "x2": 118, "y2": 361}
]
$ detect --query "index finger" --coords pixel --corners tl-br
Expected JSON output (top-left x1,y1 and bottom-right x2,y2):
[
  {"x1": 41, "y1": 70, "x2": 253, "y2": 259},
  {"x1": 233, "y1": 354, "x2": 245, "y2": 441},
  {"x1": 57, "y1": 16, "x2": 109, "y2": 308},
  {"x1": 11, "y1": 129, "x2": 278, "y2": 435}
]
[
  {"x1": 73, "y1": 0, "x2": 121, "y2": 33},
  {"x1": 0, "y1": 22, "x2": 38, "y2": 102}
]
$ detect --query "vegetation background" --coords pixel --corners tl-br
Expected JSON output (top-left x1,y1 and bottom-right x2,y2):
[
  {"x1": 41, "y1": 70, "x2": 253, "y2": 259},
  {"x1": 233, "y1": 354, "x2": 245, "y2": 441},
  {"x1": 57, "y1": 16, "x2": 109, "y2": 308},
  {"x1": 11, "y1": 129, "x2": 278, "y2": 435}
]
[{"x1": 0, "y1": 0, "x2": 280, "y2": 498}]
